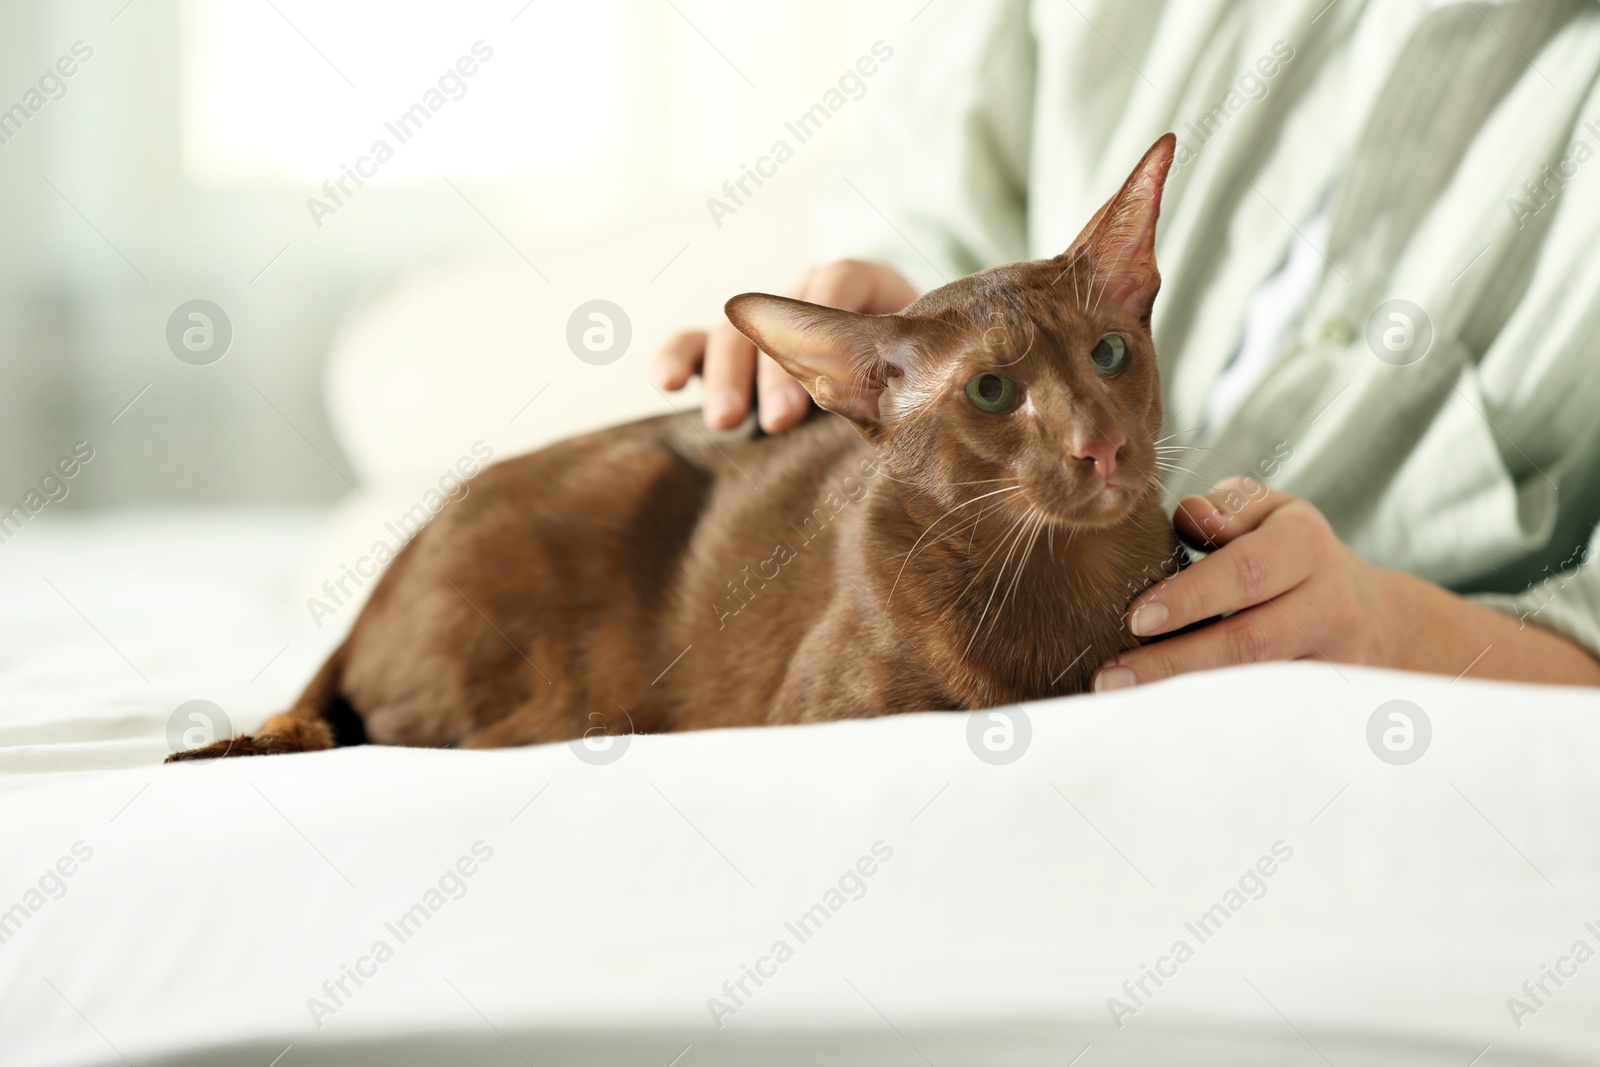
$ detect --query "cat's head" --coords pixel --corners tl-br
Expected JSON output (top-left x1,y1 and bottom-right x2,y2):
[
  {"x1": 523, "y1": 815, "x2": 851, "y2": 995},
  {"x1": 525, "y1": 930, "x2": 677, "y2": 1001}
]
[{"x1": 727, "y1": 133, "x2": 1174, "y2": 530}]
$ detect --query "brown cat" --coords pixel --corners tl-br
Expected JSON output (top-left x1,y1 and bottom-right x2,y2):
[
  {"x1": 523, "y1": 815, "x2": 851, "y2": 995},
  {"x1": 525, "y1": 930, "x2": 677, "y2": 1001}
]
[{"x1": 168, "y1": 134, "x2": 1183, "y2": 761}]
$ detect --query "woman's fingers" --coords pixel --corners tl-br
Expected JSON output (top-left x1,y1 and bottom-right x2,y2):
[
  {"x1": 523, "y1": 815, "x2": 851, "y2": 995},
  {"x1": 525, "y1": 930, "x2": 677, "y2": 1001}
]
[
  {"x1": 756, "y1": 352, "x2": 812, "y2": 433},
  {"x1": 650, "y1": 329, "x2": 709, "y2": 391},
  {"x1": 1174, "y1": 478, "x2": 1297, "y2": 549},
  {"x1": 655, "y1": 261, "x2": 919, "y2": 432},
  {"x1": 754, "y1": 260, "x2": 916, "y2": 432},
  {"x1": 1090, "y1": 482, "x2": 1382, "y2": 691},
  {"x1": 652, "y1": 326, "x2": 798, "y2": 431},
  {"x1": 1096, "y1": 599, "x2": 1318, "y2": 690},
  {"x1": 701, "y1": 321, "x2": 759, "y2": 429},
  {"x1": 798, "y1": 260, "x2": 865, "y2": 307},
  {"x1": 1128, "y1": 500, "x2": 1325, "y2": 637},
  {"x1": 799, "y1": 259, "x2": 907, "y2": 314}
]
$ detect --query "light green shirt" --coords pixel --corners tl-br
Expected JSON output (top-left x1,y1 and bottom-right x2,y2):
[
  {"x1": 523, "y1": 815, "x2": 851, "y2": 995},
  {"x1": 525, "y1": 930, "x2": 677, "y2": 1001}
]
[{"x1": 820, "y1": 0, "x2": 1600, "y2": 658}]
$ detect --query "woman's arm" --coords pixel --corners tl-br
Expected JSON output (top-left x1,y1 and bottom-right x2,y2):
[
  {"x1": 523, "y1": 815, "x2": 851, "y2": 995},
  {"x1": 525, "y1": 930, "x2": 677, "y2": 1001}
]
[{"x1": 1094, "y1": 476, "x2": 1600, "y2": 690}]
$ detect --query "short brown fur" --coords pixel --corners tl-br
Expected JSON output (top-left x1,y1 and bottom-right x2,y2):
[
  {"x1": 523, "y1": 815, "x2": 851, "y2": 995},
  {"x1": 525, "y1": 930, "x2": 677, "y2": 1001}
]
[{"x1": 168, "y1": 135, "x2": 1183, "y2": 762}]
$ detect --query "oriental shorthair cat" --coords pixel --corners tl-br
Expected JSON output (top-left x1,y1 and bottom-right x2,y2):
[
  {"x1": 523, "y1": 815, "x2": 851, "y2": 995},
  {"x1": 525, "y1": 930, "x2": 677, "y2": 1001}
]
[{"x1": 169, "y1": 134, "x2": 1183, "y2": 761}]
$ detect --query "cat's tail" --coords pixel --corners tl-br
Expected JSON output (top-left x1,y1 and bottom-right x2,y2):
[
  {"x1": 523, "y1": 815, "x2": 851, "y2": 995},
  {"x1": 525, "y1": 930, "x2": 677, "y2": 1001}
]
[{"x1": 164, "y1": 641, "x2": 364, "y2": 762}]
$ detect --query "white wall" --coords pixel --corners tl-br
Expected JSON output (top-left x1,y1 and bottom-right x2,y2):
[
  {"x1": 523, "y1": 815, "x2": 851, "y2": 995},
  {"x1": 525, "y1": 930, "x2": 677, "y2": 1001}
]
[{"x1": 0, "y1": 0, "x2": 909, "y2": 506}]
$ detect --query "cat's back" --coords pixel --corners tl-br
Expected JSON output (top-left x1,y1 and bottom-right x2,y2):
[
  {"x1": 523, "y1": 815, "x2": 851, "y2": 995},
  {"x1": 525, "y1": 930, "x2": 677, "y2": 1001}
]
[
  {"x1": 378, "y1": 408, "x2": 869, "y2": 639},
  {"x1": 453, "y1": 407, "x2": 866, "y2": 542}
]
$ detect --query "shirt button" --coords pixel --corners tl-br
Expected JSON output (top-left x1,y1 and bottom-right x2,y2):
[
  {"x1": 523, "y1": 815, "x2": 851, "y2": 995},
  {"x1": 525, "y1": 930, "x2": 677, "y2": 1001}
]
[{"x1": 1317, "y1": 318, "x2": 1356, "y2": 346}]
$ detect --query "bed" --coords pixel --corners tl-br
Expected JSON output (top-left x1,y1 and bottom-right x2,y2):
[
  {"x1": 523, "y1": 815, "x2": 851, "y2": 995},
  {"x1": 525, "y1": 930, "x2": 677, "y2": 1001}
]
[{"x1": 2, "y1": 508, "x2": 1597, "y2": 1066}]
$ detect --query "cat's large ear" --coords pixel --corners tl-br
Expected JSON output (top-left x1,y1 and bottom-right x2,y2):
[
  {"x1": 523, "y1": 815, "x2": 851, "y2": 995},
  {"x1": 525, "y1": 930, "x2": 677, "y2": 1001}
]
[
  {"x1": 724, "y1": 294, "x2": 912, "y2": 433},
  {"x1": 1060, "y1": 132, "x2": 1176, "y2": 324}
]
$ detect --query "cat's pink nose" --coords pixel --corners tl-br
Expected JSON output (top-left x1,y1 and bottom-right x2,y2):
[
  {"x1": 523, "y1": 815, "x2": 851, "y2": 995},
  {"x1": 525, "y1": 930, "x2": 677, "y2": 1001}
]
[{"x1": 1071, "y1": 432, "x2": 1125, "y2": 481}]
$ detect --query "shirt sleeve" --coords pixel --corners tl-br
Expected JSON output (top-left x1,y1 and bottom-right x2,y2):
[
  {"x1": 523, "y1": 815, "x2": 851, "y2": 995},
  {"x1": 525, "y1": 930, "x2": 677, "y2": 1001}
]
[
  {"x1": 1471, "y1": 537, "x2": 1600, "y2": 660},
  {"x1": 813, "y1": 0, "x2": 1037, "y2": 291},
  {"x1": 1456, "y1": 72, "x2": 1600, "y2": 663}
]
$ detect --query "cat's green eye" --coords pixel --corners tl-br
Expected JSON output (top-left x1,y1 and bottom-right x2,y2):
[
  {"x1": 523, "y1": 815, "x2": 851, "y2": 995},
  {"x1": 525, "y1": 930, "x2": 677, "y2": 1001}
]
[
  {"x1": 1090, "y1": 334, "x2": 1128, "y2": 376},
  {"x1": 965, "y1": 372, "x2": 1017, "y2": 413}
]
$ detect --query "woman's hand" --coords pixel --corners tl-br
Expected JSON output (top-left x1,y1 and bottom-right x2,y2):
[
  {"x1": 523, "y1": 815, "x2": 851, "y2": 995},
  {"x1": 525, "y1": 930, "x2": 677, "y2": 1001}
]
[
  {"x1": 1093, "y1": 477, "x2": 1600, "y2": 689},
  {"x1": 651, "y1": 259, "x2": 919, "y2": 434},
  {"x1": 1094, "y1": 479, "x2": 1390, "y2": 689}
]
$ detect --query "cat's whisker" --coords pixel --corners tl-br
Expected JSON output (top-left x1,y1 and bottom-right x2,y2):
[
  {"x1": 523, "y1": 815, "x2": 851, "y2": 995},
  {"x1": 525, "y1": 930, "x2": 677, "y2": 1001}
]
[
  {"x1": 923, "y1": 500, "x2": 1011, "y2": 562},
  {"x1": 951, "y1": 506, "x2": 1033, "y2": 614},
  {"x1": 1140, "y1": 469, "x2": 1193, "y2": 516},
  {"x1": 961, "y1": 496, "x2": 1022, "y2": 555},
  {"x1": 944, "y1": 476, "x2": 1028, "y2": 487},
  {"x1": 1154, "y1": 458, "x2": 1222, "y2": 478},
  {"x1": 888, "y1": 494, "x2": 1016, "y2": 568},
  {"x1": 1127, "y1": 444, "x2": 1220, "y2": 497},
  {"x1": 1090, "y1": 262, "x2": 1115, "y2": 318},
  {"x1": 868, "y1": 467, "x2": 1018, "y2": 490},
  {"x1": 959, "y1": 504, "x2": 1042, "y2": 661},
  {"x1": 898, "y1": 516, "x2": 1007, "y2": 574},
  {"x1": 1055, "y1": 244, "x2": 1092, "y2": 307},
  {"x1": 1153, "y1": 454, "x2": 1233, "y2": 484},
  {"x1": 888, "y1": 484, "x2": 1023, "y2": 605},
  {"x1": 1003, "y1": 512, "x2": 1050, "y2": 636},
  {"x1": 960, "y1": 497, "x2": 1023, "y2": 550},
  {"x1": 1153, "y1": 450, "x2": 1220, "y2": 469},
  {"x1": 1153, "y1": 461, "x2": 1203, "y2": 480},
  {"x1": 992, "y1": 509, "x2": 1045, "y2": 639},
  {"x1": 1153, "y1": 426, "x2": 1205, "y2": 447},
  {"x1": 1115, "y1": 447, "x2": 1163, "y2": 484}
]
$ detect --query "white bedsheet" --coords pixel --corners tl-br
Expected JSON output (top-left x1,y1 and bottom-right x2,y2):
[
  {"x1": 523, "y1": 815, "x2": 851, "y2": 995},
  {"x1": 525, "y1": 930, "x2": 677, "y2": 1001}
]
[{"x1": 2, "y1": 511, "x2": 1598, "y2": 1066}]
